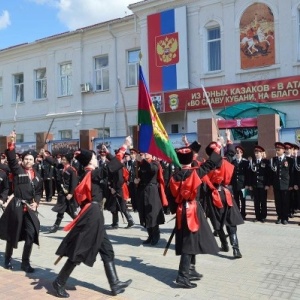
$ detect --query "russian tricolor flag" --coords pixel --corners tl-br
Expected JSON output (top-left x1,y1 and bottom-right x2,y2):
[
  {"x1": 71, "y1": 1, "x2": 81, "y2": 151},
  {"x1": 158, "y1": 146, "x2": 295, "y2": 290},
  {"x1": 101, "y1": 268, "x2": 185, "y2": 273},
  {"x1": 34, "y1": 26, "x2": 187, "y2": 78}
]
[{"x1": 147, "y1": 6, "x2": 189, "y2": 93}]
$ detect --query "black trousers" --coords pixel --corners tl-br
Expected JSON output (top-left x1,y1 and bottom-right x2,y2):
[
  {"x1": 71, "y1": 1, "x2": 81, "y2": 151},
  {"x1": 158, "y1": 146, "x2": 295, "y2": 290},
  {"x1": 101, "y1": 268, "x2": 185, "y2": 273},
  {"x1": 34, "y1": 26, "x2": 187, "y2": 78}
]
[
  {"x1": 44, "y1": 179, "x2": 53, "y2": 200},
  {"x1": 253, "y1": 187, "x2": 267, "y2": 220},
  {"x1": 274, "y1": 189, "x2": 290, "y2": 221},
  {"x1": 128, "y1": 182, "x2": 138, "y2": 211},
  {"x1": 226, "y1": 225, "x2": 237, "y2": 236},
  {"x1": 289, "y1": 190, "x2": 298, "y2": 214},
  {"x1": 99, "y1": 231, "x2": 114, "y2": 263},
  {"x1": 22, "y1": 212, "x2": 36, "y2": 245},
  {"x1": 233, "y1": 190, "x2": 246, "y2": 217},
  {"x1": 295, "y1": 189, "x2": 300, "y2": 210}
]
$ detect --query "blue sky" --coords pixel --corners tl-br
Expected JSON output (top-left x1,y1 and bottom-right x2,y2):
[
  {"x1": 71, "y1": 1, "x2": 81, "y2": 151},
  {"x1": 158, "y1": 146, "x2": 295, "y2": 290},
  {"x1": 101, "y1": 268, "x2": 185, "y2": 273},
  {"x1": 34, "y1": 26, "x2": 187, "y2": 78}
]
[{"x1": 0, "y1": 0, "x2": 137, "y2": 50}]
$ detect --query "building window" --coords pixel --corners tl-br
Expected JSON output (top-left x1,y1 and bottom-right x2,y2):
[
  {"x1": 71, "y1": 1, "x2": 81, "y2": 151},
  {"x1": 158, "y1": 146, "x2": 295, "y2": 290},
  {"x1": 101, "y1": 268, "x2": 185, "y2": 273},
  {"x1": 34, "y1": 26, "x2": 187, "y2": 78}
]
[
  {"x1": 0, "y1": 77, "x2": 2, "y2": 106},
  {"x1": 16, "y1": 134, "x2": 24, "y2": 143},
  {"x1": 207, "y1": 27, "x2": 221, "y2": 71},
  {"x1": 35, "y1": 68, "x2": 47, "y2": 99},
  {"x1": 127, "y1": 49, "x2": 140, "y2": 87},
  {"x1": 59, "y1": 130, "x2": 72, "y2": 139},
  {"x1": 59, "y1": 63, "x2": 72, "y2": 96},
  {"x1": 96, "y1": 127, "x2": 110, "y2": 138},
  {"x1": 13, "y1": 73, "x2": 24, "y2": 102},
  {"x1": 95, "y1": 55, "x2": 109, "y2": 91},
  {"x1": 171, "y1": 124, "x2": 179, "y2": 134}
]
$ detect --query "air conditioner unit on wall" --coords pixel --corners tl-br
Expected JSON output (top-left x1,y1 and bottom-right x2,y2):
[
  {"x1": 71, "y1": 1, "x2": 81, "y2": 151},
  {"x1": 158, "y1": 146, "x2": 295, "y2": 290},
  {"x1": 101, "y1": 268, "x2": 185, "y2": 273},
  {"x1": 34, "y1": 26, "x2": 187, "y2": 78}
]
[{"x1": 80, "y1": 83, "x2": 92, "y2": 93}]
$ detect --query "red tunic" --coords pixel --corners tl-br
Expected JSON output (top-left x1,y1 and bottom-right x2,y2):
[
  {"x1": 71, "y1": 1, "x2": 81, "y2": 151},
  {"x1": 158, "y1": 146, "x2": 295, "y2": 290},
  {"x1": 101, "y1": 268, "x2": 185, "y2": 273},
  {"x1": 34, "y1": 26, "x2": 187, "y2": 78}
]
[
  {"x1": 202, "y1": 159, "x2": 234, "y2": 208},
  {"x1": 122, "y1": 167, "x2": 130, "y2": 201},
  {"x1": 64, "y1": 171, "x2": 92, "y2": 231},
  {"x1": 169, "y1": 168, "x2": 202, "y2": 232}
]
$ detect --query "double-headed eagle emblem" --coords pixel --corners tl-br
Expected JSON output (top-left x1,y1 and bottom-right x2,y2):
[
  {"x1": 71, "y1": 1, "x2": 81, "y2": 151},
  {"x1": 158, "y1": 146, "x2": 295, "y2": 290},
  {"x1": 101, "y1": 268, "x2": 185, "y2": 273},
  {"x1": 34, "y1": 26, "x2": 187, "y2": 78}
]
[{"x1": 156, "y1": 33, "x2": 179, "y2": 65}]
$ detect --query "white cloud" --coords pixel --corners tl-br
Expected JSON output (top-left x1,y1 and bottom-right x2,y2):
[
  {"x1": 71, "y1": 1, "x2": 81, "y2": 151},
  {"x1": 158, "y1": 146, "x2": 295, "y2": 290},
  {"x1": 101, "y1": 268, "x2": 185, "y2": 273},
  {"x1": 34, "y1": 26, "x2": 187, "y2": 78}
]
[
  {"x1": 32, "y1": 0, "x2": 137, "y2": 30},
  {"x1": 57, "y1": 0, "x2": 136, "y2": 29},
  {"x1": 0, "y1": 10, "x2": 11, "y2": 30}
]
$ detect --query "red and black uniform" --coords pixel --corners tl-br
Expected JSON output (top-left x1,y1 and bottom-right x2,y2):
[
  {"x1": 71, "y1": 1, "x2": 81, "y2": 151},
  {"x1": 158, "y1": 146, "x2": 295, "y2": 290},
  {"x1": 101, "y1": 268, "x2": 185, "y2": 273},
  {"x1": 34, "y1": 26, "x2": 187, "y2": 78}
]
[
  {"x1": 53, "y1": 150, "x2": 132, "y2": 298},
  {"x1": 204, "y1": 143, "x2": 244, "y2": 258},
  {"x1": 0, "y1": 145, "x2": 43, "y2": 271},
  {"x1": 168, "y1": 165, "x2": 220, "y2": 256},
  {"x1": 166, "y1": 146, "x2": 221, "y2": 289}
]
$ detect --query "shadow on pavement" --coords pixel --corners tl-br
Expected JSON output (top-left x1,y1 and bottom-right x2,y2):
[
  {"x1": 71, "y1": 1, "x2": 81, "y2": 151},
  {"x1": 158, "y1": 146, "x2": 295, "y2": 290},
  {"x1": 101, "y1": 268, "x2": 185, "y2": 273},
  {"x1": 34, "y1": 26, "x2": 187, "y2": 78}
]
[
  {"x1": 21, "y1": 265, "x2": 111, "y2": 297},
  {"x1": 115, "y1": 256, "x2": 178, "y2": 288}
]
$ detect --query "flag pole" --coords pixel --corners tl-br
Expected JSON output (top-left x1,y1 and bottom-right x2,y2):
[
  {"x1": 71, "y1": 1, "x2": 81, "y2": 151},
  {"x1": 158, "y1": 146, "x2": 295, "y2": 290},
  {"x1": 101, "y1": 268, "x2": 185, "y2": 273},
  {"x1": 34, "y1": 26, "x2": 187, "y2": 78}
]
[
  {"x1": 136, "y1": 51, "x2": 143, "y2": 151},
  {"x1": 201, "y1": 84, "x2": 221, "y2": 137}
]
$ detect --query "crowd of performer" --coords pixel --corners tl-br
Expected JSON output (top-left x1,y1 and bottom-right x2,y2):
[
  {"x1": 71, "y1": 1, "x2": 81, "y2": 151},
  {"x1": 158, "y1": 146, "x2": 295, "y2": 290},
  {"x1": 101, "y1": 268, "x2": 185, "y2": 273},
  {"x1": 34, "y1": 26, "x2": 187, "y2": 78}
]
[{"x1": 0, "y1": 129, "x2": 299, "y2": 297}]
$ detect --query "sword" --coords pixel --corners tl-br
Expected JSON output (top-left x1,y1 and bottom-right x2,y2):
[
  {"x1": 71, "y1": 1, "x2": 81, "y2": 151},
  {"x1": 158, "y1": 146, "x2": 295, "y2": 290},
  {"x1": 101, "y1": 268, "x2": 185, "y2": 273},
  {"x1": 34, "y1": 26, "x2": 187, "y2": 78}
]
[
  {"x1": 167, "y1": 215, "x2": 176, "y2": 223},
  {"x1": 109, "y1": 188, "x2": 126, "y2": 223},
  {"x1": 163, "y1": 226, "x2": 176, "y2": 256},
  {"x1": 44, "y1": 118, "x2": 55, "y2": 145},
  {"x1": 13, "y1": 102, "x2": 18, "y2": 131},
  {"x1": 54, "y1": 256, "x2": 63, "y2": 265},
  {"x1": 21, "y1": 200, "x2": 45, "y2": 218}
]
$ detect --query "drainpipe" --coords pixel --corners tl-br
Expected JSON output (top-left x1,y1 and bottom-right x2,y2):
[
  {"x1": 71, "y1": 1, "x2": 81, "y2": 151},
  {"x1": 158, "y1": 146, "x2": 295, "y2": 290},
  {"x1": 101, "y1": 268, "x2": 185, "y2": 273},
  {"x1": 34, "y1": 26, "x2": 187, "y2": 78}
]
[{"x1": 108, "y1": 23, "x2": 119, "y2": 137}]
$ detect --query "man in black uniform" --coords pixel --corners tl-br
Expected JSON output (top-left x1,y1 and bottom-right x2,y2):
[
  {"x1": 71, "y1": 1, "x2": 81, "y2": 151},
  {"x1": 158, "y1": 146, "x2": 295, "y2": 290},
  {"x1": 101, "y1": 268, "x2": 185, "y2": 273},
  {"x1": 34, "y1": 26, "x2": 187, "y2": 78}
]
[
  {"x1": 134, "y1": 153, "x2": 167, "y2": 246},
  {"x1": 48, "y1": 152, "x2": 79, "y2": 233},
  {"x1": 292, "y1": 144, "x2": 300, "y2": 221},
  {"x1": 105, "y1": 151, "x2": 135, "y2": 229},
  {"x1": 247, "y1": 145, "x2": 270, "y2": 222},
  {"x1": 0, "y1": 167, "x2": 9, "y2": 207},
  {"x1": 231, "y1": 145, "x2": 249, "y2": 219},
  {"x1": 40, "y1": 149, "x2": 56, "y2": 202},
  {"x1": 284, "y1": 142, "x2": 298, "y2": 218},
  {"x1": 0, "y1": 154, "x2": 13, "y2": 196},
  {"x1": 0, "y1": 131, "x2": 44, "y2": 273},
  {"x1": 270, "y1": 142, "x2": 294, "y2": 225},
  {"x1": 126, "y1": 148, "x2": 139, "y2": 212},
  {"x1": 52, "y1": 138, "x2": 132, "y2": 298}
]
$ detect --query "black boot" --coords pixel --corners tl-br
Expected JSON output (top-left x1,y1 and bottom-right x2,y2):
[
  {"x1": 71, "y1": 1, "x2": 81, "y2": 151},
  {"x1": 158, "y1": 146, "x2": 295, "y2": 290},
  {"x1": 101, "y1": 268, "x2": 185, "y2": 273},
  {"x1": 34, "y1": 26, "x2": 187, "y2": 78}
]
[
  {"x1": 175, "y1": 254, "x2": 197, "y2": 288},
  {"x1": 150, "y1": 225, "x2": 160, "y2": 245},
  {"x1": 229, "y1": 233, "x2": 242, "y2": 259},
  {"x1": 218, "y1": 229, "x2": 229, "y2": 252},
  {"x1": 124, "y1": 210, "x2": 135, "y2": 228},
  {"x1": 142, "y1": 228, "x2": 153, "y2": 244},
  {"x1": 49, "y1": 215, "x2": 63, "y2": 233},
  {"x1": 111, "y1": 213, "x2": 119, "y2": 229},
  {"x1": 103, "y1": 261, "x2": 132, "y2": 296},
  {"x1": 189, "y1": 255, "x2": 203, "y2": 281},
  {"x1": 21, "y1": 243, "x2": 35, "y2": 273},
  {"x1": 4, "y1": 242, "x2": 14, "y2": 270},
  {"x1": 52, "y1": 259, "x2": 77, "y2": 298}
]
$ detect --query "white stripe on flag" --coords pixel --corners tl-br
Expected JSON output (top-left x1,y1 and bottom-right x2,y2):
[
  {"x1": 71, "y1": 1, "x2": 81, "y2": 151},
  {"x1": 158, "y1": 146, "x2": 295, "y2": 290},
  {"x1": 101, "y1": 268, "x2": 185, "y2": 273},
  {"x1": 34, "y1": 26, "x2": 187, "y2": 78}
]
[{"x1": 175, "y1": 6, "x2": 189, "y2": 90}]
